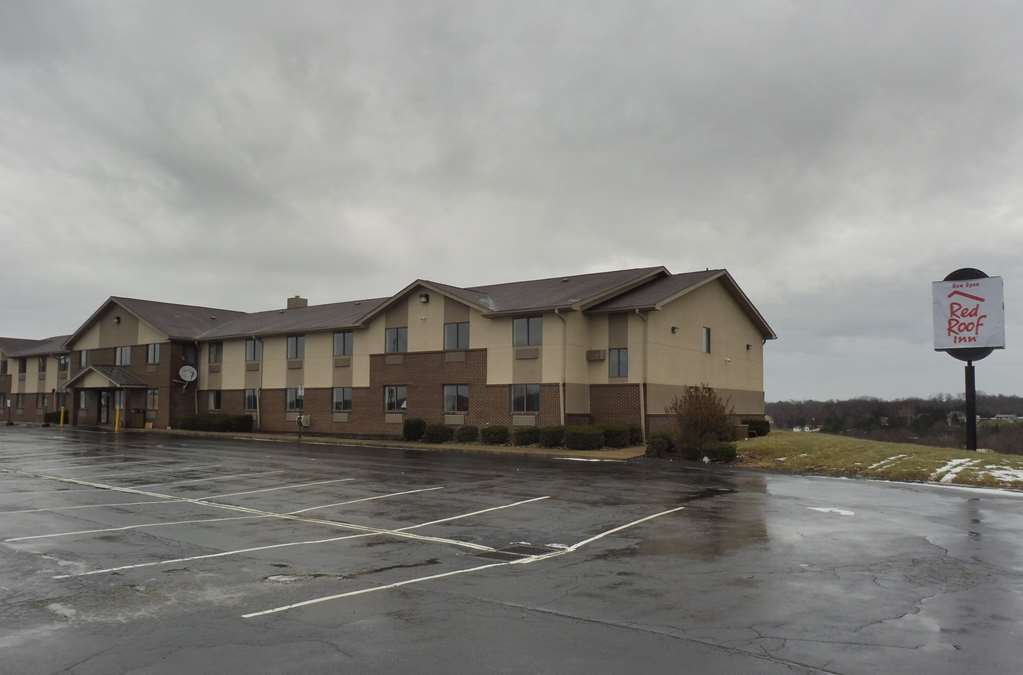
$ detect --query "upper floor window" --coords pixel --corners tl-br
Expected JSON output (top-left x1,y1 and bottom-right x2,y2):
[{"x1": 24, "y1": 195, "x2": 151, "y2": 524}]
[
  {"x1": 333, "y1": 387, "x2": 352, "y2": 412},
  {"x1": 513, "y1": 317, "x2": 543, "y2": 347},
  {"x1": 245, "y1": 337, "x2": 262, "y2": 362},
  {"x1": 208, "y1": 390, "x2": 222, "y2": 411},
  {"x1": 333, "y1": 331, "x2": 353, "y2": 357},
  {"x1": 38, "y1": 356, "x2": 47, "y2": 373},
  {"x1": 57, "y1": 355, "x2": 69, "y2": 371},
  {"x1": 115, "y1": 346, "x2": 132, "y2": 366},
  {"x1": 287, "y1": 386, "x2": 304, "y2": 411},
  {"x1": 0, "y1": 359, "x2": 6, "y2": 376},
  {"x1": 609, "y1": 348, "x2": 628, "y2": 378},
  {"x1": 384, "y1": 385, "x2": 407, "y2": 412},
  {"x1": 512, "y1": 384, "x2": 541, "y2": 413},
  {"x1": 208, "y1": 342, "x2": 223, "y2": 364},
  {"x1": 702, "y1": 327, "x2": 712, "y2": 354},
  {"x1": 287, "y1": 335, "x2": 305, "y2": 360},
  {"x1": 146, "y1": 343, "x2": 160, "y2": 365},
  {"x1": 385, "y1": 327, "x2": 408, "y2": 354},
  {"x1": 17, "y1": 357, "x2": 26, "y2": 373},
  {"x1": 79, "y1": 350, "x2": 88, "y2": 368},
  {"x1": 443, "y1": 384, "x2": 469, "y2": 413},
  {"x1": 444, "y1": 322, "x2": 469, "y2": 351}
]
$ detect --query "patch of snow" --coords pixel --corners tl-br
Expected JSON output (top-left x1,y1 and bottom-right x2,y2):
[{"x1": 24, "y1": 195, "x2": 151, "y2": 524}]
[
  {"x1": 808, "y1": 507, "x2": 855, "y2": 516},
  {"x1": 47, "y1": 603, "x2": 76, "y2": 619},
  {"x1": 546, "y1": 543, "x2": 570, "y2": 550},
  {"x1": 553, "y1": 457, "x2": 624, "y2": 463},
  {"x1": 979, "y1": 467, "x2": 1023, "y2": 483},
  {"x1": 775, "y1": 457, "x2": 787, "y2": 461},
  {"x1": 867, "y1": 454, "x2": 909, "y2": 470},
  {"x1": 930, "y1": 458, "x2": 978, "y2": 483}
]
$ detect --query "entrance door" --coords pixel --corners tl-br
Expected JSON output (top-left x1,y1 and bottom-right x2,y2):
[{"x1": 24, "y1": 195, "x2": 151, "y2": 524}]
[{"x1": 99, "y1": 391, "x2": 111, "y2": 425}]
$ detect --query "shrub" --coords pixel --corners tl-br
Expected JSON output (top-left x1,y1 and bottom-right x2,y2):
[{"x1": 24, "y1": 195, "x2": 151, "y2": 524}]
[
  {"x1": 512, "y1": 427, "x2": 540, "y2": 446},
  {"x1": 646, "y1": 431, "x2": 675, "y2": 456},
  {"x1": 600, "y1": 424, "x2": 630, "y2": 448},
  {"x1": 403, "y1": 417, "x2": 427, "y2": 441},
  {"x1": 628, "y1": 424, "x2": 644, "y2": 446},
  {"x1": 564, "y1": 426, "x2": 605, "y2": 450},
  {"x1": 423, "y1": 424, "x2": 454, "y2": 443},
  {"x1": 175, "y1": 414, "x2": 252, "y2": 432},
  {"x1": 667, "y1": 384, "x2": 733, "y2": 460},
  {"x1": 743, "y1": 418, "x2": 771, "y2": 438},
  {"x1": 480, "y1": 425, "x2": 510, "y2": 444},
  {"x1": 454, "y1": 425, "x2": 479, "y2": 442},
  {"x1": 539, "y1": 425, "x2": 565, "y2": 448},
  {"x1": 703, "y1": 443, "x2": 738, "y2": 463}
]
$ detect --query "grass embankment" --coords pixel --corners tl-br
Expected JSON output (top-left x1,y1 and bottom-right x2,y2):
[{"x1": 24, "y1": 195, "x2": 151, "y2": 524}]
[{"x1": 738, "y1": 431, "x2": 1023, "y2": 489}]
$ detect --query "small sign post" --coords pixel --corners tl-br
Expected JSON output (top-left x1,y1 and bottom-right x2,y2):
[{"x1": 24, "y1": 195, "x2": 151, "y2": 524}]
[{"x1": 932, "y1": 268, "x2": 1006, "y2": 450}]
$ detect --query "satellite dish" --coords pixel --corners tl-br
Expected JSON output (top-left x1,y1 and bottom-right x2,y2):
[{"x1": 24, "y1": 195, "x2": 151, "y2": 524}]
[{"x1": 178, "y1": 365, "x2": 198, "y2": 383}]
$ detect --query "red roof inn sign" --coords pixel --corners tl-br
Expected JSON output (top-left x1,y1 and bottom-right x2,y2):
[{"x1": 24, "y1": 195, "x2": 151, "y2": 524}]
[{"x1": 932, "y1": 274, "x2": 1005, "y2": 352}]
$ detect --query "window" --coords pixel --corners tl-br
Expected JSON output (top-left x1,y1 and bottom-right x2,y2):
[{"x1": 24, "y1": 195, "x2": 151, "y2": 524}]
[
  {"x1": 57, "y1": 355, "x2": 69, "y2": 371},
  {"x1": 208, "y1": 390, "x2": 222, "y2": 411},
  {"x1": 702, "y1": 326, "x2": 712, "y2": 354},
  {"x1": 287, "y1": 386, "x2": 304, "y2": 411},
  {"x1": 244, "y1": 388, "x2": 259, "y2": 411},
  {"x1": 287, "y1": 335, "x2": 305, "y2": 360},
  {"x1": 114, "y1": 390, "x2": 126, "y2": 410},
  {"x1": 37, "y1": 393, "x2": 47, "y2": 409},
  {"x1": 0, "y1": 360, "x2": 6, "y2": 375},
  {"x1": 333, "y1": 331, "x2": 353, "y2": 357},
  {"x1": 145, "y1": 388, "x2": 159, "y2": 410},
  {"x1": 245, "y1": 337, "x2": 262, "y2": 362},
  {"x1": 0, "y1": 394, "x2": 5, "y2": 410},
  {"x1": 513, "y1": 317, "x2": 543, "y2": 347},
  {"x1": 146, "y1": 343, "x2": 160, "y2": 365},
  {"x1": 79, "y1": 391, "x2": 89, "y2": 410},
  {"x1": 332, "y1": 387, "x2": 352, "y2": 412},
  {"x1": 512, "y1": 384, "x2": 541, "y2": 413},
  {"x1": 56, "y1": 392, "x2": 66, "y2": 409},
  {"x1": 115, "y1": 346, "x2": 132, "y2": 366},
  {"x1": 15, "y1": 394, "x2": 24, "y2": 411},
  {"x1": 384, "y1": 385, "x2": 407, "y2": 412},
  {"x1": 17, "y1": 357, "x2": 26, "y2": 373},
  {"x1": 385, "y1": 327, "x2": 408, "y2": 353},
  {"x1": 38, "y1": 357, "x2": 47, "y2": 373},
  {"x1": 443, "y1": 384, "x2": 469, "y2": 413},
  {"x1": 79, "y1": 350, "x2": 88, "y2": 368},
  {"x1": 208, "y1": 342, "x2": 222, "y2": 364},
  {"x1": 609, "y1": 348, "x2": 628, "y2": 378},
  {"x1": 444, "y1": 322, "x2": 470, "y2": 351}
]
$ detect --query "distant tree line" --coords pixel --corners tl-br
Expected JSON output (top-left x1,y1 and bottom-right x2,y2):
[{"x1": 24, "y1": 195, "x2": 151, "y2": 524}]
[{"x1": 766, "y1": 394, "x2": 1023, "y2": 454}]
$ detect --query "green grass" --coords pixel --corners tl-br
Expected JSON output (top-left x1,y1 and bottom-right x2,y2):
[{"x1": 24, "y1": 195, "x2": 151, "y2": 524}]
[{"x1": 738, "y1": 431, "x2": 1023, "y2": 489}]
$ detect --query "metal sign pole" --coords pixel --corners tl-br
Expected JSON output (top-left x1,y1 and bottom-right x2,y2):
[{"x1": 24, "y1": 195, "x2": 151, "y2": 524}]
[{"x1": 965, "y1": 361, "x2": 977, "y2": 451}]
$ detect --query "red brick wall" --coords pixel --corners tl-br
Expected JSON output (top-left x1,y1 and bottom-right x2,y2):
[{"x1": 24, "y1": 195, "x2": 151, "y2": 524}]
[{"x1": 590, "y1": 383, "x2": 642, "y2": 427}]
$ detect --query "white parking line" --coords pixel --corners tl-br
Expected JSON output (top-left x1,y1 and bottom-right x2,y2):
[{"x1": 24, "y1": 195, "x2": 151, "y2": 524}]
[
  {"x1": 0, "y1": 499, "x2": 186, "y2": 515},
  {"x1": 7, "y1": 486, "x2": 444, "y2": 542},
  {"x1": 241, "y1": 505, "x2": 686, "y2": 618},
  {"x1": 201, "y1": 478, "x2": 355, "y2": 499},
  {"x1": 76, "y1": 464, "x2": 223, "y2": 480},
  {"x1": 139, "y1": 470, "x2": 286, "y2": 489},
  {"x1": 53, "y1": 495, "x2": 546, "y2": 578}
]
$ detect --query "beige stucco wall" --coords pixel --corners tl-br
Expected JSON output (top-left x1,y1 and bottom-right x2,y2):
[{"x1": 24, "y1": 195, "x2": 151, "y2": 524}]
[
  {"x1": 137, "y1": 319, "x2": 167, "y2": 345},
  {"x1": 260, "y1": 336, "x2": 287, "y2": 389},
  {"x1": 627, "y1": 313, "x2": 647, "y2": 385},
  {"x1": 22, "y1": 359, "x2": 39, "y2": 394},
  {"x1": 471, "y1": 309, "x2": 513, "y2": 385},
  {"x1": 43, "y1": 356, "x2": 59, "y2": 393},
  {"x1": 645, "y1": 279, "x2": 765, "y2": 414},
  {"x1": 70, "y1": 303, "x2": 169, "y2": 352},
  {"x1": 408, "y1": 287, "x2": 445, "y2": 352},
  {"x1": 354, "y1": 316, "x2": 385, "y2": 387},
  {"x1": 220, "y1": 339, "x2": 246, "y2": 390},
  {"x1": 304, "y1": 333, "x2": 333, "y2": 388}
]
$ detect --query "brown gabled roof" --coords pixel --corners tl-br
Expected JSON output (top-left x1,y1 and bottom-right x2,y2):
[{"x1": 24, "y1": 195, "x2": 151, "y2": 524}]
[
  {"x1": 587, "y1": 269, "x2": 777, "y2": 339},
  {"x1": 65, "y1": 297, "x2": 248, "y2": 348},
  {"x1": 0, "y1": 336, "x2": 44, "y2": 356},
  {"x1": 65, "y1": 365, "x2": 150, "y2": 388},
  {"x1": 7, "y1": 335, "x2": 72, "y2": 357},
  {"x1": 197, "y1": 297, "x2": 390, "y2": 340}
]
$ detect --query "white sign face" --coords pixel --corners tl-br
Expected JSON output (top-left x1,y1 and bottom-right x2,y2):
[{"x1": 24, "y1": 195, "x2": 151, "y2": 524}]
[{"x1": 932, "y1": 276, "x2": 1005, "y2": 350}]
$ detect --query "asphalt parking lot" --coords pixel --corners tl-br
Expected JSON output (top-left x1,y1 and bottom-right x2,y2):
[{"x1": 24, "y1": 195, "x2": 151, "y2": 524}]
[{"x1": 1, "y1": 427, "x2": 1021, "y2": 674}]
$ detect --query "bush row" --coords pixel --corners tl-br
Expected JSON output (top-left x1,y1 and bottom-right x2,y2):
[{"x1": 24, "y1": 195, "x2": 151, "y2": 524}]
[
  {"x1": 644, "y1": 431, "x2": 737, "y2": 462},
  {"x1": 398, "y1": 418, "x2": 645, "y2": 450},
  {"x1": 177, "y1": 414, "x2": 254, "y2": 432}
]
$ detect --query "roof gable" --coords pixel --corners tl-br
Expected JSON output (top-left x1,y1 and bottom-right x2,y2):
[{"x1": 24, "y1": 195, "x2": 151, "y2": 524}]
[
  {"x1": 65, "y1": 297, "x2": 248, "y2": 348},
  {"x1": 198, "y1": 297, "x2": 389, "y2": 340}
]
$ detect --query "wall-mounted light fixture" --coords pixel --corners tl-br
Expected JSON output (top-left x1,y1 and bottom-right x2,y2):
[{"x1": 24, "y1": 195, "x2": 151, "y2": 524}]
[
  {"x1": 418, "y1": 293, "x2": 430, "y2": 304},
  {"x1": 114, "y1": 316, "x2": 121, "y2": 324},
  {"x1": 670, "y1": 326, "x2": 679, "y2": 334},
  {"x1": 746, "y1": 344, "x2": 752, "y2": 351}
]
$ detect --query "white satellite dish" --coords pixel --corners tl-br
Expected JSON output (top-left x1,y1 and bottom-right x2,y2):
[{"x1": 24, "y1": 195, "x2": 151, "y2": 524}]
[{"x1": 178, "y1": 365, "x2": 198, "y2": 383}]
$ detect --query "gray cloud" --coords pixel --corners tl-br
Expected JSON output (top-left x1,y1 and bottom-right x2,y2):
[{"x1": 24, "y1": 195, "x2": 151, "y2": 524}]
[{"x1": 2, "y1": 0, "x2": 1022, "y2": 400}]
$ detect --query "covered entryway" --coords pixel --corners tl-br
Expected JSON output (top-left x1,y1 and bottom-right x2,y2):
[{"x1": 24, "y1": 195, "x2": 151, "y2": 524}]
[{"x1": 65, "y1": 366, "x2": 149, "y2": 429}]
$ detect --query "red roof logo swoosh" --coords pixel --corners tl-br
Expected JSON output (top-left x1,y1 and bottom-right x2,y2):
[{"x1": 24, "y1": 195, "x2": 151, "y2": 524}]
[{"x1": 947, "y1": 290, "x2": 985, "y2": 302}]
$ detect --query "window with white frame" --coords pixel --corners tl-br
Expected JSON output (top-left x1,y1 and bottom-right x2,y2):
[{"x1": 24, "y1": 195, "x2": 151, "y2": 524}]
[
  {"x1": 333, "y1": 331, "x2": 353, "y2": 357},
  {"x1": 512, "y1": 317, "x2": 543, "y2": 347},
  {"x1": 114, "y1": 390, "x2": 126, "y2": 410},
  {"x1": 208, "y1": 342, "x2": 222, "y2": 364},
  {"x1": 115, "y1": 346, "x2": 131, "y2": 366},
  {"x1": 208, "y1": 390, "x2": 222, "y2": 411},
  {"x1": 145, "y1": 388, "x2": 159, "y2": 410},
  {"x1": 79, "y1": 391, "x2": 89, "y2": 410},
  {"x1": 287, "y1": 386, "x2": 304, "y2": 411},
  {"x1": 79, "y1": 350, "x2": 88, "y2": 368},
  {"x1": 146, "y1": 343, "x2": 160, "y2": 365},
  {"x1": 609, "y1": 348, "x2": 628, "y2": 378},
  {"x1": 38, "y1": 356, "x2": 46, "y2": 373},
  {"x1": 511, "y1": 384, "x2": 541, "y2": 413},
  {"x1": 444, "y1": 322, "x2": 469, "y2": 351},
  {"x1": 384, "y1": 385, "x2": 407, "y2": 412},
  {"x1": 287, "y1": 335, "x2": 305, "y2": 360},
  {"x1": 245, "y1": 337, "x2": 262, "y2": 362},
  {"x1": 244, "y1": 388, "x2": 258, "y2": 411},
  {"x1": 332, "y1": 387, "x2": 352, "y2": 412},
  {"x1": 702, "y1": 326, "x2": 712, "y2": 354},
  {"x1": 385, "y1": 327, "x2": 407, "y2": 353},
  {"x1": 443, "y1": 384, "x2": 469, "y2": 413}
]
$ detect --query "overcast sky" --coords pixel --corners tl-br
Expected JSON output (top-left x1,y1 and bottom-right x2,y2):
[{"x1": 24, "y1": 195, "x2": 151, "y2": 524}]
[{"x1": 2, "y1": 1, "x2": 1021, "y2": 401}]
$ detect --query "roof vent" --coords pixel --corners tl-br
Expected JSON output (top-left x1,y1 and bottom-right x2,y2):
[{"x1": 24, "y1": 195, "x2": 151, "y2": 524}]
[
  {"x1": 287, "y1": 296, "x2": 308, "y2": 310},
  {"x1": 561, "y1": 278, "x2": 571, "y2": 283},
  {"x1": 209, "y1": 315, "x2": 217, "y2": 320}
]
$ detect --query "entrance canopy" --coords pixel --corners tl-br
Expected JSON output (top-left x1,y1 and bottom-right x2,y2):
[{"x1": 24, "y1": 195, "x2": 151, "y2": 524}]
[{"x1": 65, "y1": 366, "x2": 149, "y2": 389}]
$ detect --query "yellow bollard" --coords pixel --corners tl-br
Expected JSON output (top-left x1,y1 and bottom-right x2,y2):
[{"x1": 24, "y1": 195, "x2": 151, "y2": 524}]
[
  {"x1": 114, "y1": 407, "x2": 121, "y2": 433},
  {"x1": 59, "y1": 406, "x2": 65, "y2": 428}
]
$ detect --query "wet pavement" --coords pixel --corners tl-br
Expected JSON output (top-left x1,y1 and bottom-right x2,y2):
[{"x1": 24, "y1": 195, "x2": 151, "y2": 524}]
[{"x1": 1, "y1": 426, "x2": 1021, "y2": 674}]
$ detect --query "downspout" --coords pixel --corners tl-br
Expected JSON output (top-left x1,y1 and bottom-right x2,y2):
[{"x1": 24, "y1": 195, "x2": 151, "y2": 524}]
[
  {"x1": 634, "y1": 309, "x2": 648, "y2": 443},
  {"x1": 554, "y1": 308, "x2": 567, "y2": 426},
  {"x1": 193, "y1": 340, "x2": 200, "y2": 416},
  {"x1": 256, "y1": 336, "x2": 263, "y2": 432}
]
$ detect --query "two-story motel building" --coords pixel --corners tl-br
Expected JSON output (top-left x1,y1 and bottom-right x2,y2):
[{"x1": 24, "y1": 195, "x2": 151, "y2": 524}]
[{"x1": 1, "y1": 266, "x2": 775, "y2": 438}]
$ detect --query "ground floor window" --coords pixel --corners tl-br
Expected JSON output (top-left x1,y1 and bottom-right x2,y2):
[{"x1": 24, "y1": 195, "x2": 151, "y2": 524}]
[
  {"x1": 443, "y1": 384, "x2": 469, "y2": 413},
  {"x1": 79, "y1": 391, "x2": 89, "y2": 410},
  {"x1": 609, "y1": 347, "x2": 628, "y2": 378},
  {"x1": 244, "y1": 388, "x2": 258, "y2": 411},
  {"x1": 36, "y1": 393, "x2": 46, "y2": 409},
  {"x1": 146, "y1": 388, "x2": 159, "y2": 410},
  {"x1": 56, "y1": 392, "x2": 67, "y2": 410},
  {"x1": 15, "y1": 394, "x2": 24, "y2": 411},
  {"x1": 0, "y1": 394, "x2": 6, "y2": 410},
  {"x1": 512, "y1": 383, "x2": 540, "y2": 413},
  {"x1": 333, "y1": 387, "x2": 352, "y2": 412},
  {"x1": 208, "y1": 390, "x2": 222, "y2": 411},
  {"x1": 384, "y1": 385, "x2": 407, "y2": 412},
  {"x1": 287, "y1": 386, "x2": 304, "y2": 412},
  {"x1": 114, "y1": 390, "x2": 126, "y2": 410}
]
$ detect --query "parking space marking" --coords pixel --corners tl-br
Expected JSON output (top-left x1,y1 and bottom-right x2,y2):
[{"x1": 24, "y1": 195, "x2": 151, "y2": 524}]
[
  {"x1": 75, "y1": 464, "x2": 224, "y2": 480},
  {"x1": 0, "y1": 499, "x2": 187, "y2": 516},
  {"x1": 138, "y1": 470, "x2": 286, "y2": 489},
  {"x1": 52, "y1": 495, "x2": 547, "y2": 578},
  {"x1": 201, "y1": 478, "x2": 355, "y2": 499},
  {"x1": 241, "y1": 505, "x2": 687, "y2": 618},
  {"x1": 22, "y1": 458, "x2": 187, "y2": 472},
  {"x1": 7, "y1": 486, "x2": 444, "y2": 542}
]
